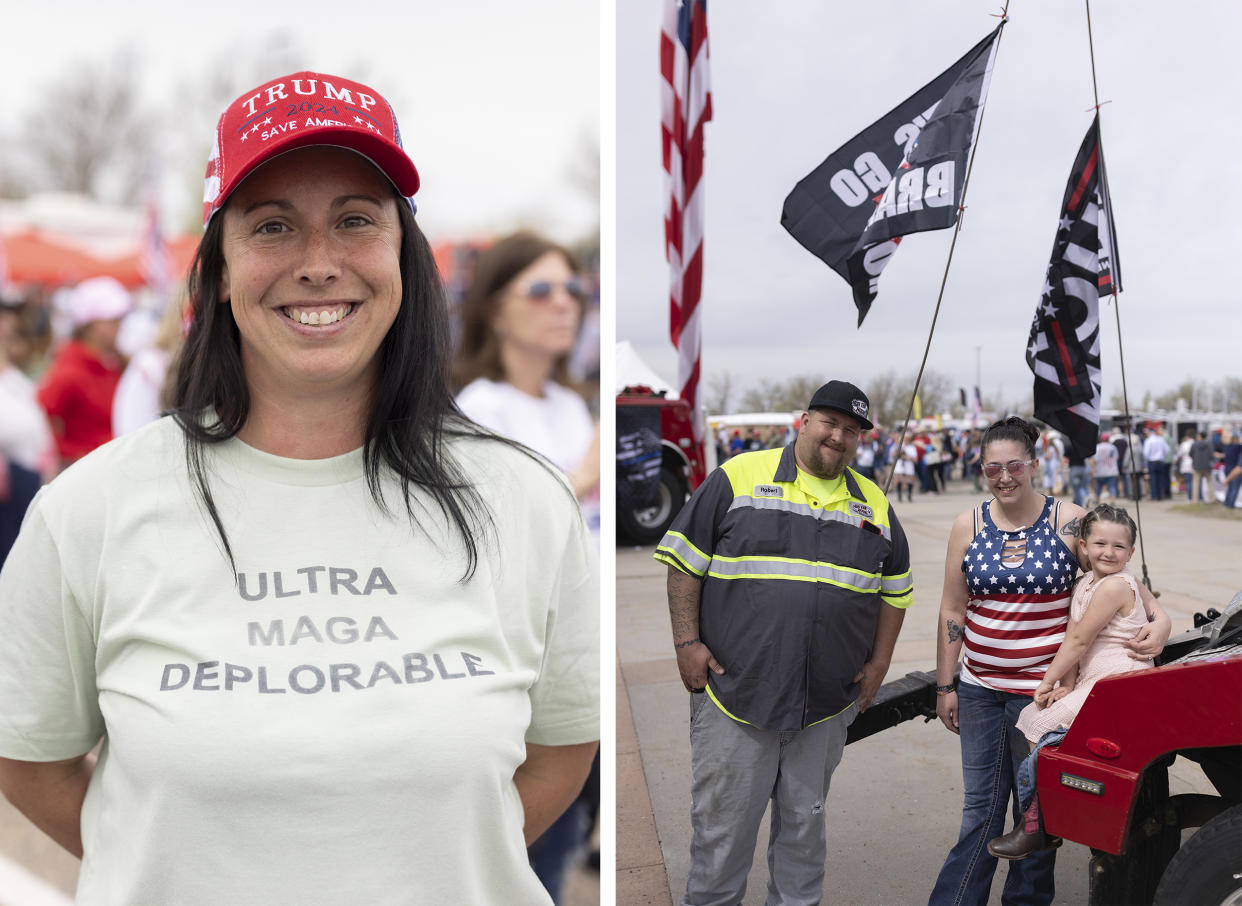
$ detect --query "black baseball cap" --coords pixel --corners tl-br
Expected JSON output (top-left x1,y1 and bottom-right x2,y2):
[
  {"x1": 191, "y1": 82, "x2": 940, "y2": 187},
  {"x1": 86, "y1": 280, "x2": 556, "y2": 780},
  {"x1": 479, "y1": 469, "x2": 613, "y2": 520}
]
[{"x1": 807, "y1": 380, "x2": 873, "y2": 430}]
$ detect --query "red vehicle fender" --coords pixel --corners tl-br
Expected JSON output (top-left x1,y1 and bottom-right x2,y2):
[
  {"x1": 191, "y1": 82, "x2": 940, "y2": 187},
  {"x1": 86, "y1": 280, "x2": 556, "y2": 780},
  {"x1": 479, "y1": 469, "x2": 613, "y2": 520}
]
[{"x1": 1038, "y1": 654, "x2": 1242, "y2": 854}]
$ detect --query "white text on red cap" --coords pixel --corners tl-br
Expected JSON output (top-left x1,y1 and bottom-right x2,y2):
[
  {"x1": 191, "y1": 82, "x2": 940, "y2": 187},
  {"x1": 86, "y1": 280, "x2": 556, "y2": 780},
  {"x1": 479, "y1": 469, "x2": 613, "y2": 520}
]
[{"x1": 241, "y1": 79, "x2": 378, "y2": 118}]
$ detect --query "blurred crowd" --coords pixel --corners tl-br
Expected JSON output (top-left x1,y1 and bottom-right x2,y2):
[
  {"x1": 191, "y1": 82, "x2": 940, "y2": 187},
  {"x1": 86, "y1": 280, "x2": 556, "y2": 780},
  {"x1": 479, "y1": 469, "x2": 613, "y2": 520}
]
[{"x1": 714, "y1": 417, "x2": 1242, "y2": 509}]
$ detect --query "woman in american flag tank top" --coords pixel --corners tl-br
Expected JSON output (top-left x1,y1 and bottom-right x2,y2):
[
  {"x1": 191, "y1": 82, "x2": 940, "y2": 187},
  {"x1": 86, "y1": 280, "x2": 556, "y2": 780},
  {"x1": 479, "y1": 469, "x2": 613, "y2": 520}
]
[{"x1": 927, "y1": 417, "x2": 1170, "y2": 906}]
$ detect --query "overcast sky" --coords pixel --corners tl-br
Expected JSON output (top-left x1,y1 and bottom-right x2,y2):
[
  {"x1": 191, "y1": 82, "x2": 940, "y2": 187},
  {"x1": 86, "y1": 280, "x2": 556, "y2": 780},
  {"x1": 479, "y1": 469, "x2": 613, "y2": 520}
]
[
  {"x1": 617, "y1": 0, "x2": 1242, "y2": 412},
  {"x1": 0, "y1": 0, "x2": 599, "y2": 244}
]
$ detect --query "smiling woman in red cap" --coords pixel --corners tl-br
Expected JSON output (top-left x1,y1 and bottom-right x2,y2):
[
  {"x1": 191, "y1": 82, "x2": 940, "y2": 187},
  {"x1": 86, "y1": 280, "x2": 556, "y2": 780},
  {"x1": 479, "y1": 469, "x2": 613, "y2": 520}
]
[{"x1": 0, "y1": 72, "x2": 598, "y2": 905}]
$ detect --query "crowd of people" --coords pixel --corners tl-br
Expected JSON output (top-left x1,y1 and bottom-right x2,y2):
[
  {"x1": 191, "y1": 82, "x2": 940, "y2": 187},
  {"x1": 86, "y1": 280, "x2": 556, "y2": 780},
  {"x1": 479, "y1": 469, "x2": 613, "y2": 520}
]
[{"x1": 713, "y1": 413, "x2": 1242, "y2": 509}]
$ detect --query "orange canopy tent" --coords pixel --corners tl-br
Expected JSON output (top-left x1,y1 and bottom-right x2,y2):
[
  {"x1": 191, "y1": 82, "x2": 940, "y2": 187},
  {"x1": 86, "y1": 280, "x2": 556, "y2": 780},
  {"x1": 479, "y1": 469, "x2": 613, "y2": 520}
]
[{"x1": 1, "y1": 230, "x2": 199, "y2": 290}]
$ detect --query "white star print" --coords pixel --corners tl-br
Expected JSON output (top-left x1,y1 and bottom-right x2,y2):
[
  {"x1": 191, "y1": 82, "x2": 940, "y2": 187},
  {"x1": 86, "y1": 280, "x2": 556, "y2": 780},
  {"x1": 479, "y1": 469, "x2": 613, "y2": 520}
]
[{"x1": 989, "y1": 576, "x2": 999, "y2": 584}]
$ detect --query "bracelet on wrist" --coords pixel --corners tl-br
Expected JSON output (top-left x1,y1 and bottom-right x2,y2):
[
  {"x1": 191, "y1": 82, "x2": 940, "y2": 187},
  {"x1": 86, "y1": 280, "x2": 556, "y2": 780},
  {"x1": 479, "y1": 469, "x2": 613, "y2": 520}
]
[
  {"x1": 935, "y1": 683, "x2": 956, "y2": 695},
  {"x1": 674, "y1": 638, "x2": 700, "y2": 649}
]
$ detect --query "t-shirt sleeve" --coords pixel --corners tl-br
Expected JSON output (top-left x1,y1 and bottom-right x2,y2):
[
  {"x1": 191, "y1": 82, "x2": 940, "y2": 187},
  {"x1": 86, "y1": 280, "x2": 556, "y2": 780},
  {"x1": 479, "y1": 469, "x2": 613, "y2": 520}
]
[
  {"x1": 880, "y1": 506, "x2": 914, "y2": 609},
  {"x1": 525, "y1": 503, "x2": 599, "y2": 747},
  {"x1": 0, "y1": 492, "x2": 105, "y2": 760},
  {"x1": 652, "y1": 467, "x2": 733, "y2": 577}
]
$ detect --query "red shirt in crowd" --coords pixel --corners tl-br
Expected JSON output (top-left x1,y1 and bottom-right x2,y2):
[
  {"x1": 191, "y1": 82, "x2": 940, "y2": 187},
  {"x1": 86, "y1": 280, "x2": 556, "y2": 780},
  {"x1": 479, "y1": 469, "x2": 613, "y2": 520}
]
[{"x1": 36, "y1": 340, "x2": 124, "y2": 465}]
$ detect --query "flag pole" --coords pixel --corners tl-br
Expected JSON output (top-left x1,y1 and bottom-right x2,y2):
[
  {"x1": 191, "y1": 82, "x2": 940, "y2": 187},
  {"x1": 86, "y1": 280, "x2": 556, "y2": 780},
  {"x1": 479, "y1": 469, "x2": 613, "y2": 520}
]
[
  {"x1": 884, "y1": 4, "x2": 1009, "y2": 496},
  {"x1": 1085, "y1": 0, "x2": 1154, "y2": 591}
]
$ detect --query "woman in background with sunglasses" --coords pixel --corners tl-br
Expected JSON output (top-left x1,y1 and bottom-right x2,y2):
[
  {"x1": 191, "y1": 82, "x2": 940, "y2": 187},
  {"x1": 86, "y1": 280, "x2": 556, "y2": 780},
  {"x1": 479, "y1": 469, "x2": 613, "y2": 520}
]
[
  {"x1": 928, "y1": 416, "x2": 1170, "y2": 906},
  {"x1": 454, "y1": 232, "x2": 599, "y2": 540},
  {"x1": 453, "y1": 231, "x2": 600, "y2": 903}
]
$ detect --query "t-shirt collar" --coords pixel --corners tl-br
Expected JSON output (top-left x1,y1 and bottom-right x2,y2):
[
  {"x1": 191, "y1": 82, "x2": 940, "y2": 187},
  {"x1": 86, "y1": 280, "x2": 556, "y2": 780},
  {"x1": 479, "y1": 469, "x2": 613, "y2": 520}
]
[{"x1": 772, "y1": 442, "x2": 866, "y2": 502}]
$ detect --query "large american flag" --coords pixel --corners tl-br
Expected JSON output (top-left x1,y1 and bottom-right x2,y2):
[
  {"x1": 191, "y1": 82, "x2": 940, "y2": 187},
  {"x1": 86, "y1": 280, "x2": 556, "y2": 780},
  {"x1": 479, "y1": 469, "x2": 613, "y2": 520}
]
[
  {"x1": 660, "y1": 0, "x2": 711, "y2": 442},
  {"x1": 1026, "y1": 115, "x2": 1120, "y2": 459}
]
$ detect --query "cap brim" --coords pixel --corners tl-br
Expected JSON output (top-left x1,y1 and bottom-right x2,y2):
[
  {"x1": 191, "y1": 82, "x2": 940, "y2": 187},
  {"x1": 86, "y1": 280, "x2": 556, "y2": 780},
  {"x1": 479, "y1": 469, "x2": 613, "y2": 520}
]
[{"x1": 220, "y1": 128, "x2": 420, "y2": 211}]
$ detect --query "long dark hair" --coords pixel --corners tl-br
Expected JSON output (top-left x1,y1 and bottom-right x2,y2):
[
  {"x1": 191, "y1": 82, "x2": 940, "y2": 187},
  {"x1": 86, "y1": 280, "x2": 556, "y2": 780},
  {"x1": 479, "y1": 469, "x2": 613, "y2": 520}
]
[{"x1": 171, "y1": 198, "x2": 493, "y2": 579}]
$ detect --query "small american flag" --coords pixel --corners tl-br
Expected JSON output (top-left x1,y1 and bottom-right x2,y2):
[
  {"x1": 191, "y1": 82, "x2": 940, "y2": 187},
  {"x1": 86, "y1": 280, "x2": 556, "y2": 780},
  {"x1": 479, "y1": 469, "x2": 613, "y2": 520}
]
[{"x1": 660, "y1": 0, "x2": 712, "y2": 442}]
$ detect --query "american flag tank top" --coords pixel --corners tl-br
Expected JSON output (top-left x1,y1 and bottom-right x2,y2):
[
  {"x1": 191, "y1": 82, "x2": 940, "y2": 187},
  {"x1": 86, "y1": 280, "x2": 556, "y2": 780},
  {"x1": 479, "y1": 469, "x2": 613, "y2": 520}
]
[{"x1": 959, "y1": 496, "x2": 1079, "y2": 693}]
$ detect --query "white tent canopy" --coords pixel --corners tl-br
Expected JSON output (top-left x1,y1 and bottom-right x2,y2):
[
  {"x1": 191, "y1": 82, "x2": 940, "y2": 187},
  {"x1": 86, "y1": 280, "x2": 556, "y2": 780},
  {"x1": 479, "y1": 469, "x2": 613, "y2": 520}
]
[{"x1": 615, "y1": 340, "x2": 675, "y2": 397}]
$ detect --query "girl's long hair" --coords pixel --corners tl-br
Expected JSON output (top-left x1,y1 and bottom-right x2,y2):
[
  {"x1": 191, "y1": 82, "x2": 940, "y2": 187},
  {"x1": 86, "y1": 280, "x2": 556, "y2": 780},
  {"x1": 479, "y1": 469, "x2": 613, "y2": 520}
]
[{"x1": 171, "y1": 198, "x2": 492, "y2": 580}]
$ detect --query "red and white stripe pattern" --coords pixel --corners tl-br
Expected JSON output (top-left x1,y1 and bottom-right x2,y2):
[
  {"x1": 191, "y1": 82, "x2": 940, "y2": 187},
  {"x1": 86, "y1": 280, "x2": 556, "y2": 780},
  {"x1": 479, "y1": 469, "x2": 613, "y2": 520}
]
[
  {"x1": 961, "y1": 594, "x2": 1069, "y2": 692},
  {"x1": 660, "y1": 0, "x2": 711, "y2": 442}
]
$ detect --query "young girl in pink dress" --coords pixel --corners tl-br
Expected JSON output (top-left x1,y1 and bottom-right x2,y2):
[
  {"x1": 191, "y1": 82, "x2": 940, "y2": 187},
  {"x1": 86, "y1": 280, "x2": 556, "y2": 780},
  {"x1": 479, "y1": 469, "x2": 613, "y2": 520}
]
[{"x1": 988, "y1": 503, "x2": 1155, "y2": 859}]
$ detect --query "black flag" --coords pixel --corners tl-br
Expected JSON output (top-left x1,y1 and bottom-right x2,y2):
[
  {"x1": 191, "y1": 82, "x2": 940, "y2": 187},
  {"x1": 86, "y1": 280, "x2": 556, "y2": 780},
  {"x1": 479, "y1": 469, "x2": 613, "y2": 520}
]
[
  {"x1": 781, "y1": 25, "x2": 1002, "y2": 325},
  {"x1": 1026, "y1": 115, "x2": 1119, "y2": 460}
]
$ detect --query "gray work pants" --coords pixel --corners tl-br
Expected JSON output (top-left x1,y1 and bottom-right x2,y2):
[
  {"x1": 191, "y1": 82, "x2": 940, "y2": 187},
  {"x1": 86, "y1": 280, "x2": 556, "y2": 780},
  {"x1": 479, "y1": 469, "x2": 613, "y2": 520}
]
[{"x1": 682, "y1": 693, "x2": 858, "y2": 906}]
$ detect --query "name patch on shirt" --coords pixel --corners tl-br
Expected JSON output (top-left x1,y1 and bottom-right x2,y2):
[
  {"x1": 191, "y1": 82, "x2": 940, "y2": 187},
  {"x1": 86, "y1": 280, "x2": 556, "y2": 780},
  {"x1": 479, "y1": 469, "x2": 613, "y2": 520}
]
[
  {"x1": 753, "y1": 484, "x2": 784, "y2": 498},
  {"x1": 849, "y1": 501, "x2": 875, "y2": 520}
]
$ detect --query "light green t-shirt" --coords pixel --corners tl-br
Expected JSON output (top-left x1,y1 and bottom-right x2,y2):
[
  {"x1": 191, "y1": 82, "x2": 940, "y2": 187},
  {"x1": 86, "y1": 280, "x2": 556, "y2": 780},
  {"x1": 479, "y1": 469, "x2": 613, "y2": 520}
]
[{"x1": 0, "y1": 417, "x2": 599, "y2": 905}]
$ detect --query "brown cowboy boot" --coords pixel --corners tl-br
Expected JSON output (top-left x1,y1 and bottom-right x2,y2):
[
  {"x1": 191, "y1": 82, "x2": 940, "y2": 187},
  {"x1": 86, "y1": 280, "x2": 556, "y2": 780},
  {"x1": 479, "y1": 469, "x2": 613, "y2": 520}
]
[{"x1": 987, "y1": 792, "x2": 1063, "y2": 860}]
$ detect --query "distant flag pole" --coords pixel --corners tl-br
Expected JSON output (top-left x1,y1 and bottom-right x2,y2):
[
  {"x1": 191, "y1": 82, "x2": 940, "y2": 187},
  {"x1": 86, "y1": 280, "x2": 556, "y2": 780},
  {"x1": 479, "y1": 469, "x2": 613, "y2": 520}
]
[
  {"x1": 1085, "y1": 0, "x2": 1152, "y2": 590},
  {"x1": 138, "y1": 179, "x2": 172, "y2": 312},
  {"x1": 661, "y1": 0, "x2": 712, "y2": 443},
  {"x1": 0, "y1": 234, "x2": 10, "y2": 298}
]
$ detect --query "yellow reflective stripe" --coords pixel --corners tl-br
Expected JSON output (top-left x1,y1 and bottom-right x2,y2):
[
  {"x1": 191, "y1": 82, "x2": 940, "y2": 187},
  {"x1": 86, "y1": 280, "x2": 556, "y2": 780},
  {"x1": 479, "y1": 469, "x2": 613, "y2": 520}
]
[
  {"x1": 804, "y1": 699, "x2": 858, "y2": 728},
  {"x1": 705, "y1": 556, "x2": 882, "y2": 592},
  {"x1": 881, "y1": 570, "x2": 913, "y2": 594},
  {"x1": 728, "y1": 495, "x2": 892, "y2": 539},
  {"x1": 705, "y1": 685, "x2": 753, "y2": 725},
  {"x1": 882, "y1": 591, "x2": 915, "y2": 609},
  {"x1": 654, "y1": 532, "x2": 711, "y2": 576}
]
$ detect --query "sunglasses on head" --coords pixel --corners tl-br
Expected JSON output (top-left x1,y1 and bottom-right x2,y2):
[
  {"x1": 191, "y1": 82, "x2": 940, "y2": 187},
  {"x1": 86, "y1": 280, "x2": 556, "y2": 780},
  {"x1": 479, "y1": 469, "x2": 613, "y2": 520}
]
[
  {"x1": 983, "y1": 459, "x2": 1036, "y2": 480},
  {"x1": 519, "y1": 279, "x2": 588, "y2": 303}
]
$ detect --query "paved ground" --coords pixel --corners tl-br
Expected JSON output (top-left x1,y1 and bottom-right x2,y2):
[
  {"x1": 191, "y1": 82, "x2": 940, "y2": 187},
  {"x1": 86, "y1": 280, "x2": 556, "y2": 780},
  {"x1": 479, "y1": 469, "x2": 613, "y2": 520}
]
[{"x1": 616, "y1": 479, "x2": 1240, "y2": 906}]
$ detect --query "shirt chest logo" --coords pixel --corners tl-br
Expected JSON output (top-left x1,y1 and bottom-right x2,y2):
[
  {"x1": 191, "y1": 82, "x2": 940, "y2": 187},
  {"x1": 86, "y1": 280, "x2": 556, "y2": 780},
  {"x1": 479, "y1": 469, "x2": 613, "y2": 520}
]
[
  {"x1": 754, "y1": 484, "x2": 784, "y2": 498},
  {"x1": 849, "y1": 501, "x2": 875, "y2": 520}
]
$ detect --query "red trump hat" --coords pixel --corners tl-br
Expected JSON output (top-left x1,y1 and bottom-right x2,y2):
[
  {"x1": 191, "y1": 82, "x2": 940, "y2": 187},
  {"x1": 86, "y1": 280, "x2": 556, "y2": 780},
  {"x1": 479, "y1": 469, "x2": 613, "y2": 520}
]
[{"x1": 202, "y1": 71, "x2": 420, "y2": 227}]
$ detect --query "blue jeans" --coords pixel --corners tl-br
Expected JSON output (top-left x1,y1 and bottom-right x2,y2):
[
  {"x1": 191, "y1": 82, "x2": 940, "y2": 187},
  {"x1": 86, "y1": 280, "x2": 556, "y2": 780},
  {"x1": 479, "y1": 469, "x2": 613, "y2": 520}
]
[
  {"x1": 1068, "y1": 465, "x2": 1089, "y2": 507},
  {"x1": 929, "y1": 683, "x2": 1056, "y2": 906},
  {"x1": 1226, "y1": 476, "x2": 1242, "y2": 509},
  {"x1": 1093, "y1": 475, "x2": 1117, "y2": 499},
  {"x1": 529, "y1": 799, "x2": 591, "y2": 904}
]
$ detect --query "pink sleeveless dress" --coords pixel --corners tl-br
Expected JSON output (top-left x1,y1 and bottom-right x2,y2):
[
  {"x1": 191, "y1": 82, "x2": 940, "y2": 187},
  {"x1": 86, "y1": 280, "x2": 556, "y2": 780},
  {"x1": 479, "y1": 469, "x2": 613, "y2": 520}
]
[{"x1": 1015, "y1": 569, "x2": 1153, "y2": 744}]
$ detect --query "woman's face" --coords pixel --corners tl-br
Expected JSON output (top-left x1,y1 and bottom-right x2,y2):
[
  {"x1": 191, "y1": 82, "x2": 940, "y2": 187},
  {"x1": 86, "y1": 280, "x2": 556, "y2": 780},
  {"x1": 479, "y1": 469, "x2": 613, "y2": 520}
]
[
  {"x1": 219, "y1": 147, "x2": 403, "y2": 403},
  {"x1": 981, "y1": 438, "x2": 1037, "y2": 504},
  {"x1": 490, "y1": 250, "x2": 583, "y2": 362}
]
